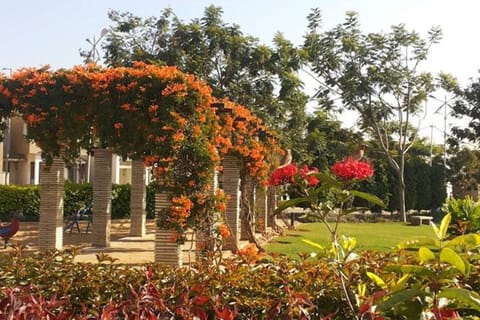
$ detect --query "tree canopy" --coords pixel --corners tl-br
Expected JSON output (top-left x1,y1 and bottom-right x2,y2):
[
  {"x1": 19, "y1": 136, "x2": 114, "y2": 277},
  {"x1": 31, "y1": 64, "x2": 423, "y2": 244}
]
[
  {"x1": 303, "y1": 9, "x2": 442, "y2": 221},
  {"x1": 94, "y1": 5, "x2": 308, "y2": 152}
]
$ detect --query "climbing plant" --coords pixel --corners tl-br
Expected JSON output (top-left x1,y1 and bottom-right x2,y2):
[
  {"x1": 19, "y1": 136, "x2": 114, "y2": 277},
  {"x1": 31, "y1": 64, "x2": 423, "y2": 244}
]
[{"x1": 0, "y1": 63, "x2": 280, "y2": 239}]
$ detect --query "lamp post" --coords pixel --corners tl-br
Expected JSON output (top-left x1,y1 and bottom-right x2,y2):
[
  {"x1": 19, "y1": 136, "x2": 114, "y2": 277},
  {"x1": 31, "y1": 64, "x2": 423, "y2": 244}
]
[{"x1": 1, "y1": 67, "x2": 12, "y2": 185}]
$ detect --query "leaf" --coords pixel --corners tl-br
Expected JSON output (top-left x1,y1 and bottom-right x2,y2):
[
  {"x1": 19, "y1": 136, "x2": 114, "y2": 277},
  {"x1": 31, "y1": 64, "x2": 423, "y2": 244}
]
[
  {"x1": 438, "y1": 213, "x2": 451, "y2": 240},
  {"x1": 396, "y1": 236, "x2": 439, "y2": 249},
  {"x1": 439, "y1": 247, "x2": 466, "y2": 274},
  {"x1": 376, "y1": 288, "x2": 424, "y2": 312},
  {"x1": 302, "y1": 239, "x2": 324, "y2": 250},
  {"x1": 418, "y1": 247, "x2": 436, "y2": 264},
  {"x1": 349, "y1": 190, "x2": 385, "y2": 207},
  {"x1": 447, "y1": 234, "x2": 480, "y2": 248},
  {"x1": 391, "y1": 274, "x2": 411, "y2": 292},
  {"x1": 383, "y1": 265, "x2": 436, "y2": 278},
  {"x1": 273, "y1": 197, "x2": 310, "y2": 215},
  {"x1": 366, "y1": 272, "x2": 387, "y2": 290},
  {"x1": 438, "y1": 288, "x2": 480, "y2": 312},
  {"x1": 430, "y1": 221, "x2": 442, "y2": 240}
]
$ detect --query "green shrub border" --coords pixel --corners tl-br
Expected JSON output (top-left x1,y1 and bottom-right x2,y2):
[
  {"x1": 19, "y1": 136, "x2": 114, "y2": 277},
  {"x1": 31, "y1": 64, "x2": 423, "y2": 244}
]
[{"x1": 0, "y1": 182, "x2": 156, "y2": 221}]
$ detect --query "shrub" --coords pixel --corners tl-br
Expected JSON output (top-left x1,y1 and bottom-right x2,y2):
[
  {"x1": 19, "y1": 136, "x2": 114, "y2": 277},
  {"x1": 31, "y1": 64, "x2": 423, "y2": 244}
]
[
  {"x1": 443, "y1": 196, "x2": 480, "y2": 233},
  {"x1": 63, "y1": 181, "x2": 93, "y2": 216},
  {"x1": 0, "y1": 185, "x2": 39, "y2": 221},
  {"x1": 1, "y1": 244, "x2": 479, "y2": 319},
  {"x1": 111, "y1": 184, "x2": 131, "y2": 219},
  {"x1": 0, "y1": 182, "x2": 157, "y2": 221}
]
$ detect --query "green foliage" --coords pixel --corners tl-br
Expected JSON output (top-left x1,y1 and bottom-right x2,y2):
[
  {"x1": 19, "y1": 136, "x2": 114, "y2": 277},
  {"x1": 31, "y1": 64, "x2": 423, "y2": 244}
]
[
  {"x1": 63, "y1": 181, "x2": 93, "y2": 215},
  {"x1": 100, "y1": 5, "x2": 308, "y2": 152},
  {"x1": 1, "y1": 217, "x2": 479, "y2": 318},
  {"x1": 304, "y1": 9, "x2": 443, "y2": 222},
  {"x1": 369, "y1": 214, "x2": 480, "y2": 318},
  {"x1": 443, "y1": 196, "x2": 480, "y2": 233},
  {"x1": 451, "y1": 73, "x2": 480, "y2": 145},
  {"x1": 0, "y1": 185, "x2": 39, "y2": 220},
  {"x1": 304, "y1": 111, "x2": 361, "y2": 169},
  {"x1": 0, "y1": 183, "x2": 157, "y2": 221},
  {"x1": 111, "y1": 183, "x2": 131, "y2": 219},
  {"x1": 447, "y1": 147, "x2": 480, "y2": 194}
]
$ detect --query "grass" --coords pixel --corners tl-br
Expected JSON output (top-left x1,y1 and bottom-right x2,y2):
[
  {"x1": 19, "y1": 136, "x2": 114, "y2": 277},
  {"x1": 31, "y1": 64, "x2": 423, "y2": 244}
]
[{"x1": 264, "y1": 222, "x2": 435, "y2": 259}]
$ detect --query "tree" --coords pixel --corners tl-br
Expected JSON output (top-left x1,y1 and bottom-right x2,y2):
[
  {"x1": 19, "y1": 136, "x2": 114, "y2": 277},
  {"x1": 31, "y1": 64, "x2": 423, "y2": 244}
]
[
  {"x1": 304, "y1": 111, "x2": 362, "y2": 169},
  {"x1": 303, "y1": 10, "x2": 442, "y2": 221},
  {"x1": 451, "y1": 73, "x2": 480, "y2": 145},
  {"x1": 96, "y1": 6, "x2": 308, "y2": 152},
  {"x1": 447, "y1": 147, "x2": 480, "y2": 197}
]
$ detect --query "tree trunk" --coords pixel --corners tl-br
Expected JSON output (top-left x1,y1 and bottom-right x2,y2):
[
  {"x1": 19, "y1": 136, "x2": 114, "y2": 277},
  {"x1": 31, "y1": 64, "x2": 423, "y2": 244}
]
[
  {"x1": 398, "y1": 154, "x2": 407, "y2": 222},
  {"x1": 240, "y1": 174, "x2": 264, "y2": 252}
]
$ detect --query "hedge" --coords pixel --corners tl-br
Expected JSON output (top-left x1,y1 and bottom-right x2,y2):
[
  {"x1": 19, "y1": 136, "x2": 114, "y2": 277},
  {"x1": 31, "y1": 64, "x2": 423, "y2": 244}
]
[
  {"x1": 0, "y1": 182, "x2": 156, "y2": 221},
  {"x1": 0, "y1": 249, "x2": 479, "y2": 318}
]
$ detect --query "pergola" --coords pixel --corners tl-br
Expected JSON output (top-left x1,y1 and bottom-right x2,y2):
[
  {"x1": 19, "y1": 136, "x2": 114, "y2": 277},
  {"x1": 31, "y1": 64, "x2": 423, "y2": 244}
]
[{"x1": 0, "y1": 63, "x2": 281, "y2": 265}]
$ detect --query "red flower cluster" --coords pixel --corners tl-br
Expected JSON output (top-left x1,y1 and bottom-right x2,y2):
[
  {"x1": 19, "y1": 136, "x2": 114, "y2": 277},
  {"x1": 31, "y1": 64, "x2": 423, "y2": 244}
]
[
  {"x1": 268, "y1": 163, "x2": 298, "y2": 186},
  {"x1": 331, "y1": 157, "x2": 374, "y2": 181},
  {"x1": 300, "y1": 165, "x2": 320, "y2": 186}
]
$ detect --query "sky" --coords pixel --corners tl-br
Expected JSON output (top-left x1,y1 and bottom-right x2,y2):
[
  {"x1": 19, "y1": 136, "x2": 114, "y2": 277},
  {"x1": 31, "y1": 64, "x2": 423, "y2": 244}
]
[{"x1": 2, "y1": 0, "x2": 480, "y2": 143}]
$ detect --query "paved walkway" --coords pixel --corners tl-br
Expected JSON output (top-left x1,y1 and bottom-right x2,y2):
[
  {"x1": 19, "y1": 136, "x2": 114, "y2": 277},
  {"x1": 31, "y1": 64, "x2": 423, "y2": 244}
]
[{"x1": 0, "y1": 220, "x2": 276, "y2": 265}]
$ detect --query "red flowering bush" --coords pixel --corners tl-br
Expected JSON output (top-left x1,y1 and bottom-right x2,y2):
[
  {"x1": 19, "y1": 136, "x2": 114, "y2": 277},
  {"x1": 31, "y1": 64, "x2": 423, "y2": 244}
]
[
  {"x1": 268, "y1": 163, "x2": 299, "y2": 186},
  {"x1": 272, "y1": 156, "x2": 384, "y2": 318},
  {"x1": 331, "y1": 157, "x2": 374, "y2": 181},
  {"x1": 300, "y1": 165, "x2": 320, "y2": 186}
]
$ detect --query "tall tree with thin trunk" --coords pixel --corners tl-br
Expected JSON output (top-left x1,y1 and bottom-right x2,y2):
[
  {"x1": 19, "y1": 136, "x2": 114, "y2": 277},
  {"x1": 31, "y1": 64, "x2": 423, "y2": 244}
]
[{"x1": 303, "y1": 10, "x2": 442, "y2": 221}]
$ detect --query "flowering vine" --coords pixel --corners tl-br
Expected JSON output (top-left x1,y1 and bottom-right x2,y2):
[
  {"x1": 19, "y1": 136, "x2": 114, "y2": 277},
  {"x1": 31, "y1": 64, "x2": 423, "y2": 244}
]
[{"x1": 0, "y1": 63, "x2": 281, "y2": 240}]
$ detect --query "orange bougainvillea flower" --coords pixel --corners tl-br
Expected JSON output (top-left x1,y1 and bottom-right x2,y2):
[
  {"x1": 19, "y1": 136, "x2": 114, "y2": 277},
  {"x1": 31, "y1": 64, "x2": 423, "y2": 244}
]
[
  {"x1": 238, "y1": 243, "x2": 265, "y2": 264},
  {"x1": 218, "y1": 224, "x2": 230, "y2": 238},
  {"x1": 0, "y1": 63, "x2": 282, "y2": 239}
]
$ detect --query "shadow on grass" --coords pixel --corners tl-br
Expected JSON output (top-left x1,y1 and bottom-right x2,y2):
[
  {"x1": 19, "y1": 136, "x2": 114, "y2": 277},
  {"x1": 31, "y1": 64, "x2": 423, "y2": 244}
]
[{"x1": 274, "y1": 240, "x2": 292, "y2": 244}]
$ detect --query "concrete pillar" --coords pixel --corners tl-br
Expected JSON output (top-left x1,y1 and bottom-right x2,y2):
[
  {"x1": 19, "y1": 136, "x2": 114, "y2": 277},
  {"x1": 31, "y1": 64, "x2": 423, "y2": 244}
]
[
  {"x1": 154, "y1": 192, "x2": 183, "y2": 266},
  {"x1": 130, "y1": 159, "x2": 147, "y2": 237},
  {"x1": 222, "y1": 155, "x2": 241, "y2": 250},
  {"x1": 34, "y1": 154, "x2": 41, "y2": 185},
  {"x1": 256, "y1": 185, "x2": 268, "y2": 233},
  {"x1": 92, "y1": 148, "x2": 113, "y2": 247},
  {"x1": 38, "y1": 149, "x2": 65, "y2": 250}
]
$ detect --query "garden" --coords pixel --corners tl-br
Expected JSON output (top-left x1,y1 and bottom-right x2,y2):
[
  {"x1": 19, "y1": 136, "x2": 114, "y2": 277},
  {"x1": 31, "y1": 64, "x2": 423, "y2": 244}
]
[{"x1": 1, "y1": 5, "x2": 480, "y2": 319}]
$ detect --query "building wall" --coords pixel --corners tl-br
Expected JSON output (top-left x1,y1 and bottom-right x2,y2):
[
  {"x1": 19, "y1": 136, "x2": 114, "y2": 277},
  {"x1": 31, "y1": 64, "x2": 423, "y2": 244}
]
[{"x1": 3, "y1": 117, "x2": 140, "y2": 186}]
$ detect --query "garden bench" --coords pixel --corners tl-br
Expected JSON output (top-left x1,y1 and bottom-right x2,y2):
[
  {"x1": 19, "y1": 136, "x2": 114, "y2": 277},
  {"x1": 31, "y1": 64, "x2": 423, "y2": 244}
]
[
  {"x1": 410, "y1": 215, "x2": 433, "y2": 226},
  {"x1": 64, "y1": 205, "x2": 93, "y2": 234}
]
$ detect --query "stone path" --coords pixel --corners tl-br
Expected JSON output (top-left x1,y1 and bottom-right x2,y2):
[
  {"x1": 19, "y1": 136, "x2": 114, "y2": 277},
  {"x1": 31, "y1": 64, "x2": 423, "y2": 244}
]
[{"x1": 0, "y1": 220, "x2": 276, "y2": 265}]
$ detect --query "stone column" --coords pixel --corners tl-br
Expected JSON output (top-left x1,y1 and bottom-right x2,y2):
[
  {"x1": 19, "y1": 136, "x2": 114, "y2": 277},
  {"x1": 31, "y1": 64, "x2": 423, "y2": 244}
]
[
  {"x1": 38, "y1": 149, "x2": 65, "y2": 250},
  {"x1": 154, "y1": 192, "x2": 183, "y2": 266},
  {"x1": 92, "y1": 148, "x2": 113, "y2": 247},
  {"x1": 256, "y1": 185, "x2": 268, "y2": 233},
  {"x1": 130, "y1": 159, "x2": 146, "y2": 237},
  {"x1": 222, "y1": 155, "x2": 241, "y2": 250}
]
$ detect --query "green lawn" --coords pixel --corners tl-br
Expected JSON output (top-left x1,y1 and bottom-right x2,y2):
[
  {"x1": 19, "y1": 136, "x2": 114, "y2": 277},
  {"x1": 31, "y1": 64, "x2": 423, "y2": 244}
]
[{"x1": 264, "y1": 222, "x2": 435, "y2": 259}]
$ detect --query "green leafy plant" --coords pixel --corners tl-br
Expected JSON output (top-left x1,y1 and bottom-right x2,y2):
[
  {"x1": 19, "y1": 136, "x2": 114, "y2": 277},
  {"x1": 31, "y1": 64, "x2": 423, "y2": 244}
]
[
  {"x1": 272, "y1": 158, "x2": 385, "y2": 319},
  {"x1": 442, "y1": 196, "x2": 480, "y2": 233},
  {"x1": 365, "y1": 213, "x2": 480, "y2": 319}
]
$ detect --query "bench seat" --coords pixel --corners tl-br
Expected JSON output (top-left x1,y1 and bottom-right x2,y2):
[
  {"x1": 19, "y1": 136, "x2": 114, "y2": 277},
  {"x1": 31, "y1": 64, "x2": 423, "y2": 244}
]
[{"x1": 410, "y1": 215, "x2": 433, "y2": 226}]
